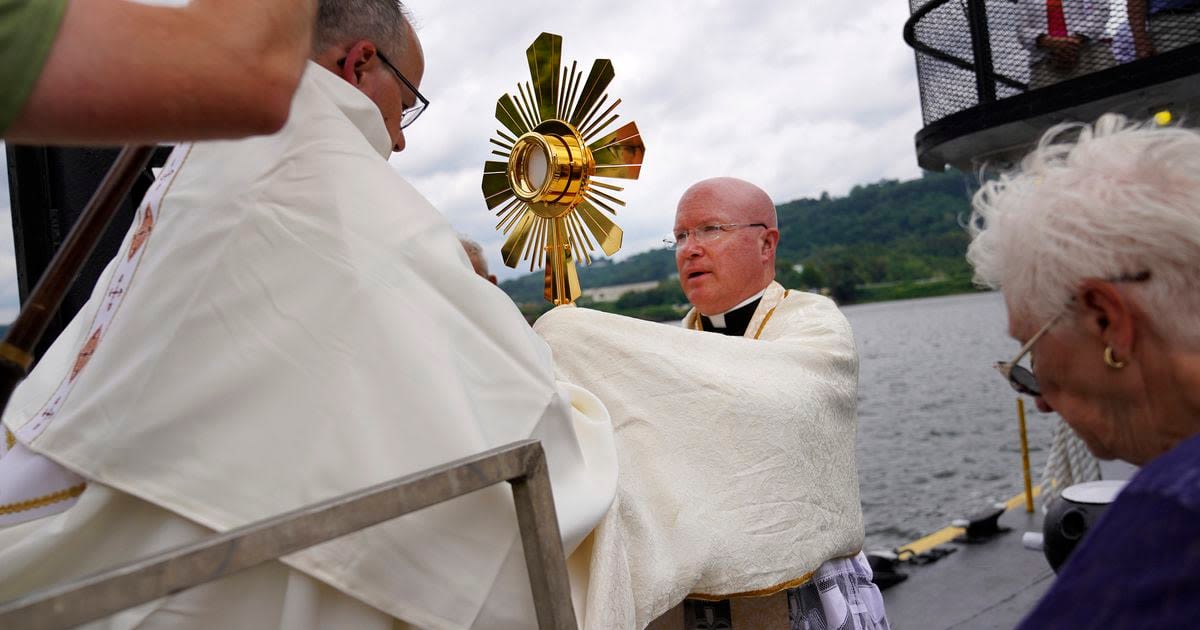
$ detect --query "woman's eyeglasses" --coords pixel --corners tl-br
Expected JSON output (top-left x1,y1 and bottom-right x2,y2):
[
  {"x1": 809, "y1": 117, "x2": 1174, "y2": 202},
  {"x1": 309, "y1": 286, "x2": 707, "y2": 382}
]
[
  {"x1": 994, "y1": 270, "x2": 1152, "y2": 397},
  {"x1": 994, "y1": 312, "x2": 1062, "y2": 397}
]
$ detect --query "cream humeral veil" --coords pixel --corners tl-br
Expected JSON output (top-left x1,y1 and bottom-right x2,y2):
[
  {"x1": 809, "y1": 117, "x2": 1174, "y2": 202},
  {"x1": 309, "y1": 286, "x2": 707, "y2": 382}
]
[
  {"x1": 535, "y1": 283, "x2": 864, "y2": 628},
  {"x1": 0, "y1": 63, "x2": 617, "y2": 629}
]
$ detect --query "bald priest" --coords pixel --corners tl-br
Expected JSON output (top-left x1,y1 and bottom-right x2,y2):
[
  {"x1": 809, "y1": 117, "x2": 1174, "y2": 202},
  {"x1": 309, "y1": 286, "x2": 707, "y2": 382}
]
[{"x1": 536, "y1": 178, "x2": 890, "y2": 629}]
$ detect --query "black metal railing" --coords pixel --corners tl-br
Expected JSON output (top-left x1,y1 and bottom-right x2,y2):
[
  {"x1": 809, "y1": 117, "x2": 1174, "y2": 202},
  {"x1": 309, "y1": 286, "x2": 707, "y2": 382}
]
[
  {"x1": 905, "y1": 0, "x2": 1200, "y2": 169},
  {"x1": 905, "y1": 0, "x2": 1200, "y2": 125},
  {"x1": 903, "y1": 0, "x2": 1027, "y2": 101}
]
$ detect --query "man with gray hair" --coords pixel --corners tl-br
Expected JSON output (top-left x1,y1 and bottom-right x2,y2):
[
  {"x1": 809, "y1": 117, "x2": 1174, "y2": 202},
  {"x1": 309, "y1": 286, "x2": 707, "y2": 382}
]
[
  {"x1": 309, "y1": 0, "x2": 424, "y2": 153},
  {"x1": 0, "y1": 2, "x2": 617, "y2": 628}
]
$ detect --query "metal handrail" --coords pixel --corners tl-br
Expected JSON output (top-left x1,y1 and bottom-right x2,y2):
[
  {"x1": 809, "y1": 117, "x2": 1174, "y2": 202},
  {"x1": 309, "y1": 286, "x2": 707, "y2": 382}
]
[
  {"x1": 0, "y1": 439, "x2": 577, "y2": 630},
  {"x1": 903, "y1": 0, "x2": 1028, "y2": 92}
]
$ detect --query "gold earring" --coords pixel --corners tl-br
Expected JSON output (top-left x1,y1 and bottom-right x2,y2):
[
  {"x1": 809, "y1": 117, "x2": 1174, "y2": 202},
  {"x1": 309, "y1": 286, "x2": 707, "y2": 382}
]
[{"x1": 1104, "y1": 346, "x2": 1126, "y2": 369}]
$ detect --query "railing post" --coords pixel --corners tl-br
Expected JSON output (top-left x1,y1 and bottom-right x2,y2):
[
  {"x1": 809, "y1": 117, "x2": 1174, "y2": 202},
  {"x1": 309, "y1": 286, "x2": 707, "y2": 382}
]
[
  {"x1": 0, "y1": 439, "x2": 580, "y2": 630},
  {"x1": 510, "y1": 443, "x2": 578, "y2": 629},
  {"x1": 965, "y1": 0, "x2": 997, "y2": 103}
]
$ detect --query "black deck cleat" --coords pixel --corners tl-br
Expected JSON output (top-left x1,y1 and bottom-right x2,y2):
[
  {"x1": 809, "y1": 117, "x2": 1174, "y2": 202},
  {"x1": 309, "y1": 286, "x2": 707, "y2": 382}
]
[
  {"x1": 866, "y1": 551, "x2": 909, "y2": 589},
  {"x1": 952, "y1": 506, "x2": 1011, "y2": 544}
]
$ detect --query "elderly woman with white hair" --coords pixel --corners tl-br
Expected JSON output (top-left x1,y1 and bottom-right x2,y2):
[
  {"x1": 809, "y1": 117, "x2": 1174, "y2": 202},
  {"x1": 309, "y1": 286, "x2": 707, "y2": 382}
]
[{"x1": 967, "y1": 114, "x2": 1200, "y2": 628}]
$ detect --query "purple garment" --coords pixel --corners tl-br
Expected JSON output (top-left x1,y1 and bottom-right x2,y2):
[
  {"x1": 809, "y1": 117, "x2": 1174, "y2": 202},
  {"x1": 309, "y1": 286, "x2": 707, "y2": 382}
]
[{"x1": 1017, "y1": 432, "x2": 1200, "y2": 628}]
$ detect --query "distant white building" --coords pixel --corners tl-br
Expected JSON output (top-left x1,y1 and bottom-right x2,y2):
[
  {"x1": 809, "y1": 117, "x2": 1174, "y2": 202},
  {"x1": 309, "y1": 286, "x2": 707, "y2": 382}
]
[{"x1": 582, "y1": 280, "x2": 661, "y2": 303}]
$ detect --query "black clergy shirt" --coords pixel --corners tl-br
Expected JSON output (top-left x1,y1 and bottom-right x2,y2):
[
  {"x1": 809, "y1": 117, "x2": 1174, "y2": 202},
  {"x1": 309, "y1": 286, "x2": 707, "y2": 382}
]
[{"x1": 698, "y1": 297, "x2": 763, "y2": 337}]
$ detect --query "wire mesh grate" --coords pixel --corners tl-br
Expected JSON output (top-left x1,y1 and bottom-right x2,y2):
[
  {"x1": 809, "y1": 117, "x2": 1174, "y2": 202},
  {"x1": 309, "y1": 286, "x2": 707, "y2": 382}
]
[{"x1": 907, "y1": 0, "x2": 1200, "y2": 126}]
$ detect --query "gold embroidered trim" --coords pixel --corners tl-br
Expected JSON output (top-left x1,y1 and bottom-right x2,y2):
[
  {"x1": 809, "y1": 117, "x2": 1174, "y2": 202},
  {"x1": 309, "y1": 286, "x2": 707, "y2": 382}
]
[
  {"x1": 21, "y1": 145, "x2": 193, "y2": 442},
  {"x1": 5, "y1": 428, "x2": 13, "y2": 451},
  {"x1": 751, "y1": 289, "x2": 789, "y2": 340},
  {"x1": 686, "y1": 548, "x2": 862, "y2": 601},
  {"x1": 0, "y1": 483, "x2": 87, "y2": 516},
  {"x1": 688, "y1": 570, "x2": 814, "y2": 601}
]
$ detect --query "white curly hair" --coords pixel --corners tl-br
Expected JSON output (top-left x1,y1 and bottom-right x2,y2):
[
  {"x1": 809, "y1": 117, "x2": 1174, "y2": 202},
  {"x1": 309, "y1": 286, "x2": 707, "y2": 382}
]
[{"x1": 967, "y1": 114, "x2": 1200, "y2": 348}]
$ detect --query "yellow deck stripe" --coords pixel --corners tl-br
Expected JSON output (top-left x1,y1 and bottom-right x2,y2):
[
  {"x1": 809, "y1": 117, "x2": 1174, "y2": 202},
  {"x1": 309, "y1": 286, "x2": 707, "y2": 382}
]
[
  {"x1": 1004, "y1": 484, "x2": 1043, "y2": 511},
  {"x1": 896, "y1": 483, "x2": 1047, "y2": 558},
  {"x1": 896, "y1": 525, "x2": 966, "y2": 557}
]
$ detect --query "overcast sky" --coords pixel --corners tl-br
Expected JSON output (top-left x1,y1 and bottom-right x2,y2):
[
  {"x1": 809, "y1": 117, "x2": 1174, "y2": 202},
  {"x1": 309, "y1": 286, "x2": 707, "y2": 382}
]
[
  {"x1": 0, "y1": 158, "x2": 15, "y2": 322},
  {"x1": 0, "y1": 1, "x2": 925, "y2": 321},
  {"x1": 394, "y1": 1, "x2": 925, "y2": 278}
]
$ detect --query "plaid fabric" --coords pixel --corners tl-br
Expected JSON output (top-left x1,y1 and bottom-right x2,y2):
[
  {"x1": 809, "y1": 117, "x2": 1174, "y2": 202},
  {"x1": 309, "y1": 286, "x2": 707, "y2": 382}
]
[
  {"x1": 672, "y1": 552, "x2": 890, "y2": 630},
  {"x1": 787, "y1": 552, "x2": 891, "y2": 630}
]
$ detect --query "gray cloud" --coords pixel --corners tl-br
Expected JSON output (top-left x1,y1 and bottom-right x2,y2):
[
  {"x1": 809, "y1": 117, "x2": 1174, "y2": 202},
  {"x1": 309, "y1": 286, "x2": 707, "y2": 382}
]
[
  {"x1": 0, "y1": 2, "x2": 926, "y2": 313},
  {"x1": 392, "y1": 1, "x2": 924, "y2": 279},
  {"x1": 0, "y1": 146, "x2": 19, "y2": 322}
]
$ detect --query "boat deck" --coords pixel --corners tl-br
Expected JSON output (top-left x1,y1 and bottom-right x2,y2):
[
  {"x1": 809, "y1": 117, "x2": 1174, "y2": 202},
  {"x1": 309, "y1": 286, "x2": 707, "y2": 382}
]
[
  {"x1": 882, "y1": 459, "x2": 1137, "y2": 629},
  {"x1": 882, "y1": 507, "x2": 1051, "y2": 629}
]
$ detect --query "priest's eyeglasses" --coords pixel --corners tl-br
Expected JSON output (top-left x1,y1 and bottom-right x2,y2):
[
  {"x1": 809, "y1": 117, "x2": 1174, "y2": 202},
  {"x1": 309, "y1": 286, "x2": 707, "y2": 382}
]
[
  {"x1": 663, "y1": 223, "x2": 768, "y2": 250},
  {"x1": 376, "y1": 51, "x2": 429, "y2": 129},
  {"x1": 994, "y1": 270, "x2": 1151, "y2": 397}
]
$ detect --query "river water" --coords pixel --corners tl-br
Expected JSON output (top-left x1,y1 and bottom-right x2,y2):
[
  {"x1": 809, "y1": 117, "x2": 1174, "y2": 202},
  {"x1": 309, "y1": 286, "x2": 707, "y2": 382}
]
[{"x1": 844, "y1": 291, "x2": 1055, "y2": 551}]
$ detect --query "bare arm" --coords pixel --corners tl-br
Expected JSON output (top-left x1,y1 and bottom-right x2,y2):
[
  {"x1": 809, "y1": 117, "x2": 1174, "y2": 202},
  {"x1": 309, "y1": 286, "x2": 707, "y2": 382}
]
[
  {"x1": 1126, "y1": 0, "x2": 1155, "y2": 58},
  {"x1": 5, "y1": 0, "x2": 316, "y2": 145}
]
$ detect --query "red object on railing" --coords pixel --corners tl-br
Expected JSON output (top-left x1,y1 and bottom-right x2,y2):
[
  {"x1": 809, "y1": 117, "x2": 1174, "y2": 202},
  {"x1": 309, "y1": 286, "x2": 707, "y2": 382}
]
[{"x1": 1046, "y1": 0, "x2": 1069, "y2": 38}]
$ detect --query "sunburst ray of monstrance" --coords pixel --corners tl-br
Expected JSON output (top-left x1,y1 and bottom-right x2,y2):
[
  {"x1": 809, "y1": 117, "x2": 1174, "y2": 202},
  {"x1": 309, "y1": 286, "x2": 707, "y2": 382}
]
[{"x1": 481, "y1": 32, "x2": 646, "y2": 305}]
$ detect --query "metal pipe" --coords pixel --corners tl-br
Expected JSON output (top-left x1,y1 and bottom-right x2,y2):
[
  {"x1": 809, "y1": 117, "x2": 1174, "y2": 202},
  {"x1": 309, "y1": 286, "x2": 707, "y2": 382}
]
[
  {"x1": 902, "y1": 0, "x2": 1027, "y2": 91},
  {"x1": 512, "y1": 444, "x2": 579, "y2": 628},
  {"x1": 1017, "y1": 398, "x2": 1035, "y2": 513},
  {"x1": 965, "y1": 0, "x2": 998, "y2": 103},
  {"x1": 0, "y1": 439, "x2": 577, "y2": 630}
]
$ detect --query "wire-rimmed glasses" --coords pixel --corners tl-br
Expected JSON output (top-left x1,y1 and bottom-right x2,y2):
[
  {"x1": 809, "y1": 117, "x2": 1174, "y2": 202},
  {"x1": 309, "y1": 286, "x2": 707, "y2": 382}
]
[
  {"x1": 994, "y1": 312, "x2": 1062, "y2": 397},
  {"x1": 994, "y1": 270, "x2": 1152, "y2": 397},
  {"x1": 663, "y1": 223, "x2": 767, "y2": 250},
  {"x1": 376, "y1": 51, "x2": 429, "y2": 129}
]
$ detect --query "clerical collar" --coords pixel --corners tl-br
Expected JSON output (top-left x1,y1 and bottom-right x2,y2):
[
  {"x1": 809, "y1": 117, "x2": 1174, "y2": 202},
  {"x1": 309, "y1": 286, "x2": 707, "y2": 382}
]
[{"x1": 699, "y1": 290, "x2": 766, "y2": 337}]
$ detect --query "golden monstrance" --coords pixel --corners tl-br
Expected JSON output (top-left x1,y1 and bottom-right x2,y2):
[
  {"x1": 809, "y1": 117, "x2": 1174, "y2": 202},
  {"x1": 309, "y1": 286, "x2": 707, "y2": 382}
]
[{"x1": 481, "y1": 33, "x2": 646, "y2": 304}]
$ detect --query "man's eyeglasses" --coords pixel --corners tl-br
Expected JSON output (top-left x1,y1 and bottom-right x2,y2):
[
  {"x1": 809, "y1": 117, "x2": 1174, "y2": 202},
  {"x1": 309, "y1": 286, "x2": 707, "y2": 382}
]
[
  {"x1": 994, "y1": 270, "x2": 1152, "y2": 397},
  {"x1": 663, "y1": 223, "x2": 768, "y2": 250},
  {"x1": 376, "y1": 51, "x2": 429, "y2": 129}
]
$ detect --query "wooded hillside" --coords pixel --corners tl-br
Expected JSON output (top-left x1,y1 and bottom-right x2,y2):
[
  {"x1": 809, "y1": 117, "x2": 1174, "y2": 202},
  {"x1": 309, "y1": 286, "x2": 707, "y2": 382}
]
[{"x1": 501, "y1": 170, "x2": 982, "y2": 318}]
